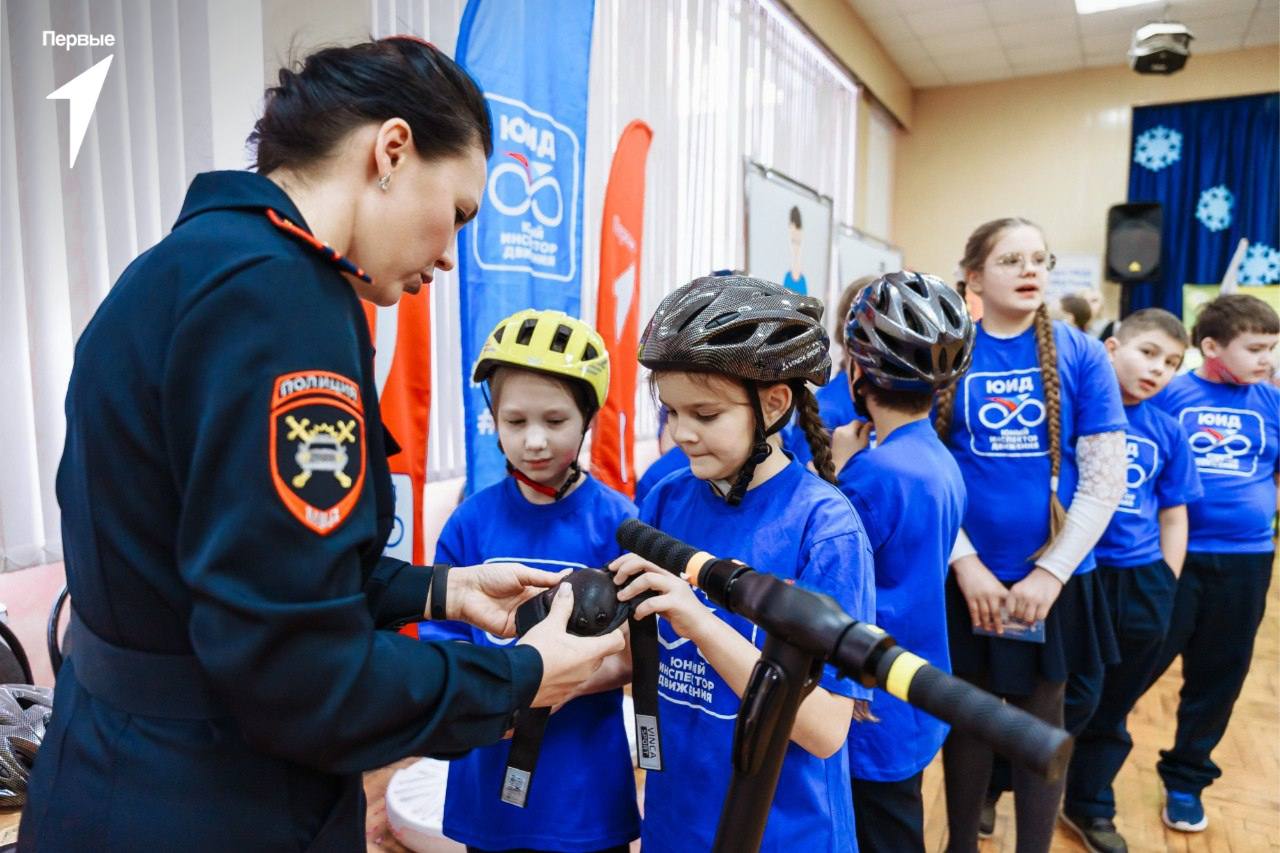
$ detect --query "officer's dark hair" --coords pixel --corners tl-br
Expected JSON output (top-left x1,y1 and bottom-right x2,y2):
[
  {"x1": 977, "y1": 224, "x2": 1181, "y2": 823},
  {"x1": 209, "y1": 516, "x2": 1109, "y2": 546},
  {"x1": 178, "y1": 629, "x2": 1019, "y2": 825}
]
[
  {"x1": 1191, "y1": 293, "x2": 1280, "y2": 348},
  {"x1": 250, "y1": 36, "x2": 493, "y2": 175},
  {"x1": 789, "y1": 206, "x2": 802, "y2": 229}
]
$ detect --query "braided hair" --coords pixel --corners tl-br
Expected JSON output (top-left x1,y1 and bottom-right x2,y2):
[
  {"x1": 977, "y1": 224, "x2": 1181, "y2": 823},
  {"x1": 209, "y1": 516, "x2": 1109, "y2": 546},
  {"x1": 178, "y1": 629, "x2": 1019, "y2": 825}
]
[
  {"x1": 934, "y1": 217, "x2": 1064, "y2": 556},
  {"x1": 792, "y1": 382, "x2": 836, "y2": 484}
]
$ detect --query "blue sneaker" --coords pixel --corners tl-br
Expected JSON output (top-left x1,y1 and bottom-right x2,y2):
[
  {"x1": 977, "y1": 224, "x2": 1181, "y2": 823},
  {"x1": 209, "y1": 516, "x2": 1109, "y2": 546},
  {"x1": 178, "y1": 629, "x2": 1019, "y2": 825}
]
[{"x1": 1162, "y1": 789, "x2": 1208, "y2": 832}]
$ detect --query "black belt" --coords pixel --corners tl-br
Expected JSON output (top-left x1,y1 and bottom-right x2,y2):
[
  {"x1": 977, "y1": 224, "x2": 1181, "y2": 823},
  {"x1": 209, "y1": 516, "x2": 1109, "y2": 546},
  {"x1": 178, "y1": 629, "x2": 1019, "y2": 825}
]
[
  {"x1": 500, "y1": 569, "x2": 662, "y2": 807},
  {"x1": 67, "y1": 610, "x2": 226, "y2": 720}
]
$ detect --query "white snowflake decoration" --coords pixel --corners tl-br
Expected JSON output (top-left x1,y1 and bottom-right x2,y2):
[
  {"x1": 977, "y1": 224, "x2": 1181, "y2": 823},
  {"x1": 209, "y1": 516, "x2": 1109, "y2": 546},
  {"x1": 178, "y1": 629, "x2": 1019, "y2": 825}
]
[
  {"x1": 1238, "y1": 242, "x2": 1280, "y2": 285},
  {"x1": 1134, "y1": 126, "x2": 1182, "y2": 171},
  {"x1": 1196, "y1": 185, "x2": 1234, "y2": 232}
]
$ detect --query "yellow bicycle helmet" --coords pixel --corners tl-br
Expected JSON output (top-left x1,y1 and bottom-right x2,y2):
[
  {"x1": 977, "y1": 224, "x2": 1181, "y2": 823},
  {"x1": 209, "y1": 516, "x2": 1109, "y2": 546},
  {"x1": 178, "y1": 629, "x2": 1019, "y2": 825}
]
[{"x1": 472, "y1": 309, "x2": 610, "y2": 412}]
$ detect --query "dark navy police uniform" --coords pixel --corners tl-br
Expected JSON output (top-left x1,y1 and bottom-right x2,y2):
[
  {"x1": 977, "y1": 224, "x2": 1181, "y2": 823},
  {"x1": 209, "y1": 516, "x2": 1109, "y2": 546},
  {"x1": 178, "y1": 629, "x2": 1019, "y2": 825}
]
[{"x1": 19, "y1": 171, "x2": 542, "y2": 851}]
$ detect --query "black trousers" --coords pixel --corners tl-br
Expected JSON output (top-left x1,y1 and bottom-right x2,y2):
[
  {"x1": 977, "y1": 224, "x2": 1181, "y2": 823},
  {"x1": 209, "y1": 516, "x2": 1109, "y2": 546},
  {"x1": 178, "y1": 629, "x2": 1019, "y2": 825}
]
[
  {"x1": 1147, "y1": 550, "x2": 1273, "y2": 794},
  {"x1": 852, "y1": 770, "x2": 925, "y2": 853},
  {"x1": 1063, "y1": 560, "x2": 1179, "y2": 819}
]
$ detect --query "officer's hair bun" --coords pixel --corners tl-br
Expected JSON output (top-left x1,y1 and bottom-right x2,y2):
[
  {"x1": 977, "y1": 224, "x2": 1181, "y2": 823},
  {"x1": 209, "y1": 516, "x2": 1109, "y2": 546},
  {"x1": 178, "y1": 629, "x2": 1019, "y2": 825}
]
[{"x1": 249, "y1": 38, "x2": 492, "y2": 175}]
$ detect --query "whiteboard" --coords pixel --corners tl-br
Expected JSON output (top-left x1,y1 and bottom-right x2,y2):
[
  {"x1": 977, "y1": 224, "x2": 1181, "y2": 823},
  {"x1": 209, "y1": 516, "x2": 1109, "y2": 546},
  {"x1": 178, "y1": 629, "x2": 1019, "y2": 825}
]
[
  {"x1": 836, "y1": 225, "x2": 903, "y2": 284},
  {"x1": 743, "y1": 161, "x2": 833, "y2": 304}
]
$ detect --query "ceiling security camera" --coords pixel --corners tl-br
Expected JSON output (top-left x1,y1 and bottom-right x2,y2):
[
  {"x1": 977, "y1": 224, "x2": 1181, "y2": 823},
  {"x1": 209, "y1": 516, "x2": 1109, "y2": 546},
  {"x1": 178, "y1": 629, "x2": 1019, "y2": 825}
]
[{"x1": 1129, "y1": 22, "x2": 1194, "y2": 74}]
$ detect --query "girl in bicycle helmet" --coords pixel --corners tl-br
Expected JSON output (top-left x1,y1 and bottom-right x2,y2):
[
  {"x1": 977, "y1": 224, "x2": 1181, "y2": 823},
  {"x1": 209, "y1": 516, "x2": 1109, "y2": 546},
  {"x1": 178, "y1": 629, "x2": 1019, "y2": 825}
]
[
  {"x1": 933, "y1": 218, "x2": 1127, "y2": 852},
  {"x1": 430, "y1": 309, "x2": 640, "y2": 853},
  {"x1": 612, "y1": 275, "x2": 875, "y2": 852}
]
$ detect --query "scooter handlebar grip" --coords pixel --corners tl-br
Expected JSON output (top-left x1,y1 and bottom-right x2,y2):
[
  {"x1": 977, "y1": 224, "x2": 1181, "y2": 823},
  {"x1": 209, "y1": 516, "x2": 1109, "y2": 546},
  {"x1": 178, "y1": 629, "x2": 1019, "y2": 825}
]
[
  {"x1": 890, "y1": 656, "x2": 1073, "y2": 781},
  {"x1": 616, "y1": 519, "x2": 699, "y2": 578}
]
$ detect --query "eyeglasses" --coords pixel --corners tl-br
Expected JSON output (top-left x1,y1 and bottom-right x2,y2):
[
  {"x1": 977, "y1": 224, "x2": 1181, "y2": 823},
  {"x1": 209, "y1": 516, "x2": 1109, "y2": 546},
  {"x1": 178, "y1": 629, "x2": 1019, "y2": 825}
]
[{"x1": 991, "y1": 251, "x2": 1056, "y2": 271}]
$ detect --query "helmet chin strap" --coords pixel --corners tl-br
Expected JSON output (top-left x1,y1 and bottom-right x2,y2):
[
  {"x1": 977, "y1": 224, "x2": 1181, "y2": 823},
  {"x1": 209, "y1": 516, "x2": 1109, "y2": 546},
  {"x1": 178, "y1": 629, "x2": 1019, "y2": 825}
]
[
  {"x1": 1203, "y1": 356, "x2": 1244, "y2": 385},
  {"x1": 717, "y1": 383, "x2": 793, "y2": 507}
]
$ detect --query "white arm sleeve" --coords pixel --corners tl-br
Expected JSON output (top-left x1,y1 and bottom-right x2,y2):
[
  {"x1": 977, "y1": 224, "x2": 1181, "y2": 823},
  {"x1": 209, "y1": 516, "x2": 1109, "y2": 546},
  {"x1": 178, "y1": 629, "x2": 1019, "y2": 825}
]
[
  {"x1": 949, "y1": 527, "x2": 977, "y2": 565},
  {"x1": 1035, "y1": 430, "x2": 1128, "y2": 584}
]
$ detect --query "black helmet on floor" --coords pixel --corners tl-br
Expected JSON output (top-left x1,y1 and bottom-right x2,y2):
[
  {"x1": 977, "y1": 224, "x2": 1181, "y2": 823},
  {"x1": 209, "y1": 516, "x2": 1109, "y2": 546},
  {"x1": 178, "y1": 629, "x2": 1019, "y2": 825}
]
[
  {"x1": 844, "y1": 271, "x2": 974, "y2": 392},
  {"x1": 639, "y1": 275, "x2": 831, "y2": 387},
  {"x1": 0, "y1": 684, "x2": 53, "y2": 807}
]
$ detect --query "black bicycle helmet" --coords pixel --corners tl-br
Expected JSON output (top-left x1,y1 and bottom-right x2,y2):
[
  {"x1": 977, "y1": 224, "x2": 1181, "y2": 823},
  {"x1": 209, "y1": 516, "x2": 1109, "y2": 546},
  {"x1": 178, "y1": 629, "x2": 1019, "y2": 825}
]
[
  {"x1": 844, "y1": 271, "x2": 974, "y2": 392},
  {"x1": 639, "y1": 275, "x2": 831, "y2": 504},
  {"x1": 639, "y1": 275, "x2": 831, "y2": 387},
  {"x1": 0, "y1": 684, "x2": 53, "y2": 807}
]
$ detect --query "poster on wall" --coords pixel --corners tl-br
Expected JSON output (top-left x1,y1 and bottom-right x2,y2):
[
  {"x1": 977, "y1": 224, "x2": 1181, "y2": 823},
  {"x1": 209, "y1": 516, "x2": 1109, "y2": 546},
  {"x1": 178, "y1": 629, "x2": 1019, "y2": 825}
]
[
  {"x1": 835, "y1": 225, "x2": 903, "y2": 285},
  {"x1": 744, "y1": 161, "x2": 833, "y2": 303},
  {"x1": 1046, "y1": 252, "x2": 1103, "y2": 304}
]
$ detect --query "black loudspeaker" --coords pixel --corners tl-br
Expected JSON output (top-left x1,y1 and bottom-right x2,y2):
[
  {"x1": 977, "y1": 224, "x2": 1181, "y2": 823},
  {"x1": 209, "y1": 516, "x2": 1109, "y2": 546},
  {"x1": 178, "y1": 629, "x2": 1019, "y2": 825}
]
[{"x1": 1106, "y1": 203, "x2": 1162, "y2": 282}]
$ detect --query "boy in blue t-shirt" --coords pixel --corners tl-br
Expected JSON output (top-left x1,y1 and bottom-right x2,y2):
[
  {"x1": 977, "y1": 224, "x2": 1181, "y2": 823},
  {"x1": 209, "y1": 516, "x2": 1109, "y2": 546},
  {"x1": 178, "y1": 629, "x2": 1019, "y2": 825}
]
[
  {"x1": 1149, "y1": 294, "x2": 1279, "y2": 834},
  {"x1": 430, "y1": 309, "x2": 640, "y2": 853},
  {"x1": 833, "y1": 271, "x2": 973, "y2": 853},
  {"x1": 1060, "y1": 309, "x2": 1202, "y2": 853}
]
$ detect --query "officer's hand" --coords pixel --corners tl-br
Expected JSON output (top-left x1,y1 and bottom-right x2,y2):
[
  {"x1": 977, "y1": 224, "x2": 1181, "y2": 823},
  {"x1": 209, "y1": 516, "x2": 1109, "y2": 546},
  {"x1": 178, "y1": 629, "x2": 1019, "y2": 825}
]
[
  {"x1": 519, "y1": 584, "x2": 626, "y2": 709},
  {"x1": 450, "y1": 563, "x2": 569, "y2": 638}
]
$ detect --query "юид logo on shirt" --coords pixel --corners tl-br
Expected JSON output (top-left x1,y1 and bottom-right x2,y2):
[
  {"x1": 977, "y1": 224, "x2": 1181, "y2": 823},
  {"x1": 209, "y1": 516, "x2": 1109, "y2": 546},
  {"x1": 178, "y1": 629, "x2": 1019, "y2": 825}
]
[
  {"x1": 1117, "y1": 435, "x2": 1159, "y2": 514},
  {"x1": 1179, "y1": 406, "x2": 1265, "y2": 478},
  {"x1": 963, "y1": 368, "x2": 1048, "y2": 458}
]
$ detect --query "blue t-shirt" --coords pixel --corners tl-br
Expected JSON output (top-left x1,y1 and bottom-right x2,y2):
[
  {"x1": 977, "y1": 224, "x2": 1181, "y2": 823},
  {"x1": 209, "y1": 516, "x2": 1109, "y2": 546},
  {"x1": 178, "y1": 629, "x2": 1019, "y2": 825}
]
[
  {"x1": 816, "y1": 370, "x2": 857, "y2": 429},
  {"x1": 637, "y1": 461, "x2": 872, "y2": 853},
  {"x1": 1153, "y1": 372, "x2": 1280, "y2": 553},
  {"x1": 433, "y1": 475, "x2": 641, "y2": 852},
  {"x1": 944, "y1": 321, "x2": 1128, "y2": 582},
  {"x1": 634, "y1": 445, "x2": 689, "y2": 508},
  {"x1": 1094, "y1": 402, "x2": 1203, "y2": 568},
  {"x1": 838, "y1": 419, "x2": 964, "y2": 782}
]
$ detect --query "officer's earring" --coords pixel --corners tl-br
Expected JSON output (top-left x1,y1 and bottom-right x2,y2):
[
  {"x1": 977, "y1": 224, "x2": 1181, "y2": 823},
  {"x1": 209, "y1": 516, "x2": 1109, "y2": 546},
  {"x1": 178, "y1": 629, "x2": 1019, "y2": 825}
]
[{"x1": 377, "y1": 174, "x2": 391, "y2": 192}]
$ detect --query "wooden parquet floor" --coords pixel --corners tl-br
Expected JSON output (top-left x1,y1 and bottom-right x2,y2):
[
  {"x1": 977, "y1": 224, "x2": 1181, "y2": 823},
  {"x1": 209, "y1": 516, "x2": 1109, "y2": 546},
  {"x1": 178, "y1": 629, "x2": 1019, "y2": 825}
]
[
  {"x1": 366, "y1": 563, "x2": 1280, "y2": 852},
  {"x1": 921, "y1": 564, "x2": 1280, "y2": 853}
]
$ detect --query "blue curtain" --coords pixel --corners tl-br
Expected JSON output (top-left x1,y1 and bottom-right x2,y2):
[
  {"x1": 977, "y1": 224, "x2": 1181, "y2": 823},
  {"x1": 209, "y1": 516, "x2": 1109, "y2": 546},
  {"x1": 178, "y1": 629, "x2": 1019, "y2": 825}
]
[{"x1": 1126, "y1": 92, "x2": 1279, "y2": 315}]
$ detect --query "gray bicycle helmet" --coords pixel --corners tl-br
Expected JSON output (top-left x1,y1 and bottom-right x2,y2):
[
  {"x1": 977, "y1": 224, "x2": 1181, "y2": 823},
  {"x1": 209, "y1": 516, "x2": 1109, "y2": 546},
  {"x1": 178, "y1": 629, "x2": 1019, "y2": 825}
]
[
  {"x1": 844, "y1": 271, "x2": 974, "y2": 392},
  {"x1": 0, "y1": 684, "x2": 53, "y2": 807},
  {"x1": 639, "y1": 275, "x2": 830, "y2": 505},
  {"x1": 638, "y1": 275, "x2": 831, "y2": 387}
]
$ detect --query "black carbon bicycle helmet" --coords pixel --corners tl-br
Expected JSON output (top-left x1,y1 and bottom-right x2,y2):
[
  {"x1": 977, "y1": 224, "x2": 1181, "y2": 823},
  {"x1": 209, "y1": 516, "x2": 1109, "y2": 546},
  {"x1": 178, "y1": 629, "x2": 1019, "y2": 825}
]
[
  {"x1": 844, "y1": 271, "x2": 974, "y2": 392},
  {"x1": 638, "y1": 275, "x2": 831, "y2": 387},
  {"x1": 639, "y1": 275, "x2": 831, "y2": 504},
  {"x1": 0, "y1": 684, "x2": 53, "y2": 807}
]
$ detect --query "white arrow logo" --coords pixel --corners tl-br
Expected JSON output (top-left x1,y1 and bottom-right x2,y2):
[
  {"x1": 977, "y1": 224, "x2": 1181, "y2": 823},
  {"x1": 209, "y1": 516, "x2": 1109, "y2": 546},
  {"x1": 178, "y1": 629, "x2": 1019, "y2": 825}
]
[{"x1": 46, "y1": 54, "x2": 113, "y2": 169}]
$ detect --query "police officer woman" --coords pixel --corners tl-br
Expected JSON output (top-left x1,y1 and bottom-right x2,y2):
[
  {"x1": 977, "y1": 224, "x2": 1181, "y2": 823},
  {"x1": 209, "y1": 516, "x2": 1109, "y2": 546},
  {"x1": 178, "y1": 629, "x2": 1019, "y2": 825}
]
[{"x1": 19, "y1": 37, "x2": 623, "y2": 851}]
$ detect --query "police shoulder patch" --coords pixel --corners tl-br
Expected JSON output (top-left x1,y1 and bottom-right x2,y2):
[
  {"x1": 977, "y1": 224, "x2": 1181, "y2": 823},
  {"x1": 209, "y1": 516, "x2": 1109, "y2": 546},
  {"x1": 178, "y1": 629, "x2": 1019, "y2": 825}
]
[{"x1": 270, "y1": 371, "x2": 366, "y2": 535}]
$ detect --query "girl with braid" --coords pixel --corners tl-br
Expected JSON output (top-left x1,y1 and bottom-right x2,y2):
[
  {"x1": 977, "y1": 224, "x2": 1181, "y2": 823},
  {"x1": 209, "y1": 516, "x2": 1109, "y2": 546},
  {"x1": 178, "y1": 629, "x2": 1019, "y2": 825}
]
[
  {"x1": 611, "y1": 275, "x2": 875, "y2": 852},
  {"x1": 935, "y1": 219, "x2": 1128, "y2": 853}
]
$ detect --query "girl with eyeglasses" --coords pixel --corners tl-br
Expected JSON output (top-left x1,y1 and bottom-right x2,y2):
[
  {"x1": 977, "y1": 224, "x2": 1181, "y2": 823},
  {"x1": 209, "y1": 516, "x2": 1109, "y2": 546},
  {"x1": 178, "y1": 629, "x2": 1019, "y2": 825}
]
[{"x1": 933, "y1": 217, "x2": 1128, "y2": 852}]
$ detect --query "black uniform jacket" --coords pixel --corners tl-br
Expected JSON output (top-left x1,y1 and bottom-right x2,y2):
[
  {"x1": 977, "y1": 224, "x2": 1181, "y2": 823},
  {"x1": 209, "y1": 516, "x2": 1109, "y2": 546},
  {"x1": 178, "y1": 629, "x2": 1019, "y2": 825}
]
[{"x1": 19, "y1": 171, "x2": 541, "y2": 852}]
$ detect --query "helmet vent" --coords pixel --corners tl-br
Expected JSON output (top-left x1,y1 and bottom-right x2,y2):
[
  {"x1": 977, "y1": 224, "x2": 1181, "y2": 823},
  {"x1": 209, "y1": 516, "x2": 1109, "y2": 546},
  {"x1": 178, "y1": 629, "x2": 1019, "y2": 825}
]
[
  {"x1": 765, "y1": 324, "x2": 803, "y2": 345},
  {"x1": 583, "y1": 344, "x2": 599, "y2": 361},
  {"x1": 516, "y1": 318, "x2": 538, "y2": 346},
  {"x1": 706, "y1": 311, "x2": 739, "y2": 330},
  {"x1": 708, "y1": 325, "x2": 755, "y2": 346},
  {"x1": 494, "y1": 324, "x2": 506, "y2": 344},
  {"x1": 550, "y1": 324, "x2": 573, "y2": 353}
]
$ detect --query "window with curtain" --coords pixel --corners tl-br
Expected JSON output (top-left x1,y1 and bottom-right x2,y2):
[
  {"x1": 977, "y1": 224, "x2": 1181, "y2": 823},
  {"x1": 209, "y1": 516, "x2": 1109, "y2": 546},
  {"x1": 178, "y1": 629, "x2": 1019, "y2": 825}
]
[{"x1": 0, "y1": 0, "x2": 263, "y2": 569}]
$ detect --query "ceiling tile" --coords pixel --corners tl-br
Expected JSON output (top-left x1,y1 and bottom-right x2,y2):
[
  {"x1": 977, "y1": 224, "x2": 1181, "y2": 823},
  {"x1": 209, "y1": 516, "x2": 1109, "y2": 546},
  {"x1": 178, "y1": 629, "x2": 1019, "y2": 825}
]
[
  {"x1": 920, "y1": 29, "x2": 1004, "y2": 55},
  {"x1": 946, "y1": 65, "x2": 1016, "y2": 84},
  {"x1": 984, "y1": 0, "x2": 1079, "y2": 24},
  {"x1": 1075, "y1": 7, "x2": 1164, "y2": 36},
  {"x1": 1081, "y1": 29, "x2": 1137, "y2": 54},
  {"x1": 1192, "y1": 34, "x2": 1250, "y2": 51},
  {"x1": 935, "y1": 52, "x2": 1014, "y2": 73},
  {"x1": 996, "y1": 17, "x2": 1081, "y2": 44},
  {"x1": 1166, "y1": 0, "x2": 1262, "y2": 15},
  {"x1": 1010, "y1": 55, "x2": 1086, "y2": 75},
  {"x1": 1084, "y1": 51, "x2": 1128, "y2": 67},
  {"x1": 1243, "y1": 4, "x2": 1280, "y2": 46},
  {"x1": 863, "y1": 14, "x2": 916, "y2": 46},
  {"x1": 1177, "y1": 13, "x2": 1252, "y2": 42},
  {"x1": 905, "y1": 3, "x2": 993, "y2": 37},
  {"x1": 1003, "y1": 41, "x2": 1083, "y2": 64}
]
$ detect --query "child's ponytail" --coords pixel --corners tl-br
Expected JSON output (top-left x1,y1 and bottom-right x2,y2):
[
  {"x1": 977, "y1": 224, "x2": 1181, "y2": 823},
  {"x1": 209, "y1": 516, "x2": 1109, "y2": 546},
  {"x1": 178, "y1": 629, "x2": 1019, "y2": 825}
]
[
  {"x1": 1030, "y1": 302, "x2": 1066, "y2": 558},
  {"x1": 793, "y1": 382, "x2": 837, "y2": 484}
]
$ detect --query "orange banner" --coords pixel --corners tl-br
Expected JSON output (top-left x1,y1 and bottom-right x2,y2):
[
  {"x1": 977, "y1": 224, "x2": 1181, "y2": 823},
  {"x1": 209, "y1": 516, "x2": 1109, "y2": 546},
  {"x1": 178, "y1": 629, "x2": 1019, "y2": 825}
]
[
  {"x1": 364, "y1": 289, "x2": 432, "y2": 564},
  {"x1": 591, "y1": 121, "x2": 654, "y2": 497}
]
